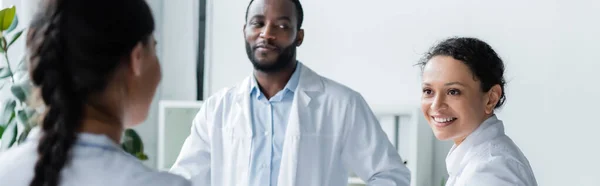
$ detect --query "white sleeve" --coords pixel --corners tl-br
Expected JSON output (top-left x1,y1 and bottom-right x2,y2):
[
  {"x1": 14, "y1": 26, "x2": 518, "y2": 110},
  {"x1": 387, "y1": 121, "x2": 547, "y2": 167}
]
[
  {"x1": 341, "y1": 93, "x2": 411, "y2": 186},
  {"x1": 169, "y1": 102, "x2": 212, "y2": 186}
]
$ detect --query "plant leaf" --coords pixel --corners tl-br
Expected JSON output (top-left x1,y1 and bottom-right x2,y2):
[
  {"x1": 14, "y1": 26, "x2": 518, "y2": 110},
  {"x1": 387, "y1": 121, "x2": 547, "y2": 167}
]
[
  {"x1": 0, "y1": 125, "x2": 5, "y2": 139},
  {"x1": 1, "y1": 100, "x2": 16, "y2": 125},
  {"x1": 0, "y1": 6, "x2": 16, "y2": 31},
  {"x1": 135, "y1": 152, "x2": 148, "y2": 161},
  {"x1": 10, "y1": 82, "x2": 30, "y2": 102},
  {"x1": 0, "y1": 8, "x2": 6, "y2": 32},
  {"x1": 8, "y1": 29, "x2": 23, "y2": 48},
  {"x1": 18, "y1": 55, "x2": 28, "y2": 71},
  {"x1": 0, "y1": 41, "x2": 5, "y2": 53},
  {"x1": 16, "y1": 109, "x2": 29, "y2": 127},
  {"x1": 0, "y1": 67, "x2": 12, "y2": 78},
  {"x1": 121, "y1": 129, "x2": 144, "y2": 157},
  {"x1": 6, "y1": 14, "x2": 17, "y2": 33},
  {"x1": 0, "y1": 120, "x2": 17, "y2": 150},
  {"x1": 17, "y1": 124, "x2": 32, "y2": 144}
]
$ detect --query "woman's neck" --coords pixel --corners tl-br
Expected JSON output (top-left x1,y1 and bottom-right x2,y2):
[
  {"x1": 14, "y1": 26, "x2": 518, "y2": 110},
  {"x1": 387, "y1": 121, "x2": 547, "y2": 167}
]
[
  {"x1": 453, "y1": 113, "x2": 495, "y2": 146},
  {"x1": 79, "y1": 104, "x2": 124, "y2": 143}
]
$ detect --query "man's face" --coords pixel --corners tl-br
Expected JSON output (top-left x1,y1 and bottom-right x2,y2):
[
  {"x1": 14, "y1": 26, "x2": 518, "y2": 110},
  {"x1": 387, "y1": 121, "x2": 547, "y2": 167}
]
[{"x1": 244, "y1": 0, "x2": 304, "y2": 72}]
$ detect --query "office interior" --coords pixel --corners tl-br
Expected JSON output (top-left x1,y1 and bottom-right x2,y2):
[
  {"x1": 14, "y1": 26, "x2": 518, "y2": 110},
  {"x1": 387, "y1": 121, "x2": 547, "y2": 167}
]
[{"x1": 1, "y1": 0, "x2": 599, "y2": 186}]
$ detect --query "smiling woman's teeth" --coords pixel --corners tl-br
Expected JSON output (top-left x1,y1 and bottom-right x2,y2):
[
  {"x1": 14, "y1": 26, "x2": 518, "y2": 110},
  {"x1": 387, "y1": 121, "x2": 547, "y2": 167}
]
[{"x1": 433, "y1": 117, "x2": 456, "y2": 123}]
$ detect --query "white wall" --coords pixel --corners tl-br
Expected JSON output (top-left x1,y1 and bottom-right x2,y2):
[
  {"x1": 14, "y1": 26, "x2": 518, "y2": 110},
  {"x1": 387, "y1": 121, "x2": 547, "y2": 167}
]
[{"x1": 201, "y1": 0, "x2": 600, "y2": 185}]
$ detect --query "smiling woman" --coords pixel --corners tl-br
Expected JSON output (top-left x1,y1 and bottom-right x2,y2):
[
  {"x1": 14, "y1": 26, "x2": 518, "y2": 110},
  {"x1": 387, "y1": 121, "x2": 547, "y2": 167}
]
[{"x1": 418, "y1": 37, "x2": 537, "y2": 186}]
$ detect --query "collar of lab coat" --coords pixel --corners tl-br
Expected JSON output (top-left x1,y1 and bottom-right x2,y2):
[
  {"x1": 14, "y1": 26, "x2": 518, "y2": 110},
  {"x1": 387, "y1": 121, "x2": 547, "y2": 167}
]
[
  {"x1": 445, "y1": 114, "x2": 505, "y2": 176},
  {"x1": 238, "y1": 61, "x2": 324, "y2": 96},
  {"x1": 249, "y1": 62, "x2": 302, "y2": 99},
  {"x1": 234, "y1": 61, "x2": 324, "y2": 112}
]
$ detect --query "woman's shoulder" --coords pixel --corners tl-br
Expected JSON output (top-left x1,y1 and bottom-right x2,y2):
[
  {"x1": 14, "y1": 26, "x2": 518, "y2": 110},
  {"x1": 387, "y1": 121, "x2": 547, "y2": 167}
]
[
  {"x1": 463, "y1": 135, "x2": 537, "y2": 181},
  {"x1": 470, "y1": 134, "x2": 531, "y2": 166},
  {"x1": 86, "y1": 150, "x2": 191, "y2": 186},
  {"x1": 0, "y1": 142, "x2": 190, "y2": 186},
  {"x1": 461, "y1": 136, "x2": 537, "y2": 185},
  {"x1": 120, "y1": 158, "x2": 191, "y2": 186},
  {"x1": 123, "y1": 170, "x2": 191, "y2": 186}
]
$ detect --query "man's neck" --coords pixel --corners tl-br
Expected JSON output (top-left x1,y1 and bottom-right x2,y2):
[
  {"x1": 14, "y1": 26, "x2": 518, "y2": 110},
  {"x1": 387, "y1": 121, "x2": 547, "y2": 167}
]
[{"x1": 254, "y1": 61, "x2": 297, "y2": 99}]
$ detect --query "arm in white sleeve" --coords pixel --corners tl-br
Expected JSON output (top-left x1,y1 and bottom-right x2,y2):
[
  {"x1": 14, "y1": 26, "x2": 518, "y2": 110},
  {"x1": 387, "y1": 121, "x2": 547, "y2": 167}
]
[
  {"x1": 341, "y1": 93, "x2": 411, "y2": 186},
  {"x1": 169, "y1": 102, "x2": 212, "y2": 186}
]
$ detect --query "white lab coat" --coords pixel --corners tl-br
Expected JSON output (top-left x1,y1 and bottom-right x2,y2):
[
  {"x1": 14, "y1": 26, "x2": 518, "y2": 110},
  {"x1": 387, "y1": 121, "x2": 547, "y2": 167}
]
[
  {"x1": 169, "y1": 62, "x2": 411, "y2": 186},
  {"x1": 445, "y1": 115, "x2": 537, "y2": 186},
  {"x1": 0, "y1": 128, "x2": 190, "y2": 186}
]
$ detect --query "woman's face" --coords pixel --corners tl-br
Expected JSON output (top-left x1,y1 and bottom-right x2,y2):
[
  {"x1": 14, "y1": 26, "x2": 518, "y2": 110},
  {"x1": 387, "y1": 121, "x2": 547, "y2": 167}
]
[
  {"x1": 124, "y1": 35, "x2": 161, "y2": 127},
  {"x1": 420, "y1": 55, "x2": 492, "y2": 144}
]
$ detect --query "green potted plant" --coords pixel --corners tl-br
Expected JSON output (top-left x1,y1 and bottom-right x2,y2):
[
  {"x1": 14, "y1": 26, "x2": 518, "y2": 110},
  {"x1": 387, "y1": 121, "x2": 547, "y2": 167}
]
[{"x1": 0, "y1": 5, "x2": 147, "y2": 161}]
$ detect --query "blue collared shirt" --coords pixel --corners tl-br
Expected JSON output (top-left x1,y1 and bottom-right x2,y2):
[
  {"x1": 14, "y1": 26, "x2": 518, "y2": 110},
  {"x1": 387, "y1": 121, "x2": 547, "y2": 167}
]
[{"x1": 248, "y1": 63, "x2": 301, "y2": 186}]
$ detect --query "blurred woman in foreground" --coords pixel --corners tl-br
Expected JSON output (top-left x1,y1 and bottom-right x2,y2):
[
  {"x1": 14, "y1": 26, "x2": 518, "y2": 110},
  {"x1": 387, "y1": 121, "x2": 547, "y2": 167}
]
[{"x1": 0, "y1": 0, "x2": 190, "y2": 186}]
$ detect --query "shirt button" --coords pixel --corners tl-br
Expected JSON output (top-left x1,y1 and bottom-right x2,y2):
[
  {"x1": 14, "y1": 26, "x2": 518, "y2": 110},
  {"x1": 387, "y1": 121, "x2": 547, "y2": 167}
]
[
  {"x1": 262, "y1": 164, "x2": 268, "y2": 168},
  {"x1": 264, "y1": 132, "x2": 269, "y2": 136}
]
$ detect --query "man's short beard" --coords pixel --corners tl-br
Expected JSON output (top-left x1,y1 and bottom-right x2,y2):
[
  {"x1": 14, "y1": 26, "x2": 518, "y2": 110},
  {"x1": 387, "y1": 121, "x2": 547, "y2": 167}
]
[{"x1": 245, "y1": 41, "x2": 297, "y2": 73}]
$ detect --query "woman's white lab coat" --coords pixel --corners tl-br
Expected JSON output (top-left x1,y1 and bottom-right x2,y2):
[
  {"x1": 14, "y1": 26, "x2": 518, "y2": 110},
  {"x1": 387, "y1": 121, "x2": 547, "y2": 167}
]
[
  {"x1": 445, "y1": 115, "x2": 537, "y2": 186},
  {"x1": 0, "y1": 128, "x2": 190, "y2": 186},
  {"x1": 169, "y1": 62, "x2": 411, "y2": 186}
]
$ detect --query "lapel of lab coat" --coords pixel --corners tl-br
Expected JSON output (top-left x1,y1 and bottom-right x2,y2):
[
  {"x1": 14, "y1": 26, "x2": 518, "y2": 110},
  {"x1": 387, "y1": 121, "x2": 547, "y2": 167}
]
[
  {"x1": 230, "y1": 75, "x2": 253, "y2": 185},
  {"x1": 277, "y1": 62, "x2": 324, "y2": 186},
  {"x1": 232, "y1": 62, "x2": 324, "y2": 186}
]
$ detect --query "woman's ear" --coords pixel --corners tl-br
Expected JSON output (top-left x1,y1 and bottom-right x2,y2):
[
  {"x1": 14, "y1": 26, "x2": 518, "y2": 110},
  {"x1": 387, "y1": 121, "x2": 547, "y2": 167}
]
[
  {"x1": 129, "y1": 42, "x2": 144, "y2": 76},
  {"x1": 485, "y1": 84, "x2": 502, "y2": 114}
]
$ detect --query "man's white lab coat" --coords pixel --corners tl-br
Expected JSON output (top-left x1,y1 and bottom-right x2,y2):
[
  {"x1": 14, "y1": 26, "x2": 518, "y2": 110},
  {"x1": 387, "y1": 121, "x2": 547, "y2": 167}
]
[{"x1": 170, "y1": 62, "x2": 411, "y2": 186}]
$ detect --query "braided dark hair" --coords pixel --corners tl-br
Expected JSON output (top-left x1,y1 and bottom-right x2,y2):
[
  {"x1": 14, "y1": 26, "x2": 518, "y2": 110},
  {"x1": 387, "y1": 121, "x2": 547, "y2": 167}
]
[{"x1": 26, "y1": 0, "x2": 155, "y2": 186}]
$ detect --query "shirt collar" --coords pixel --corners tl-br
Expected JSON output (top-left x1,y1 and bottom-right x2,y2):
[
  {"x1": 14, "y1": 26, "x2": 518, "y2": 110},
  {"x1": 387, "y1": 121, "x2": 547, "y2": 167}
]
[
  {"x1": 27, "y1": 127, "x2": 122, "y2": 151},
  {"x1": 445, "y1": 114, "x2": 505, "y2": 175},
  {"x1": 250, "y1": 62, "x2": 302, "y2": 97}
]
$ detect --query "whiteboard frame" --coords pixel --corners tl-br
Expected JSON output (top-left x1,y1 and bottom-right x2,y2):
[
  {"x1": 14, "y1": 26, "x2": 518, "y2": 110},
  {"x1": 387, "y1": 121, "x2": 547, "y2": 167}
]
[
  {"x1": 347, "y1": 105, "x2": 433, "y2": 186},
  {"x1": 157, "y1": 100, "x2": 204, "y2": 171}
]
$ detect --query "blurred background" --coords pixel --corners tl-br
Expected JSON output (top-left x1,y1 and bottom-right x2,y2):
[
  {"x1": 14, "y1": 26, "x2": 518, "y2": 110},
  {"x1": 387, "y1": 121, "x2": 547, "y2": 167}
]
[{"x1": 1, "y1": 0, "x2": 599, "y2": 186}]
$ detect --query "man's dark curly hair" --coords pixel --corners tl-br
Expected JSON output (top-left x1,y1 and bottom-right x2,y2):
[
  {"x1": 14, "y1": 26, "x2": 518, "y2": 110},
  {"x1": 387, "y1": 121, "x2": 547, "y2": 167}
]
[{"x1": 245, "y1": 0, "x2": 304, "y2": 30}]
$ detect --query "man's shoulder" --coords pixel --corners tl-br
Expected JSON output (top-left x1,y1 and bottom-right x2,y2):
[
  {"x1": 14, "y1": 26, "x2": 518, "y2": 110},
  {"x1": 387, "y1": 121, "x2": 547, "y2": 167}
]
[
  {"x1": 317, "y1": 75, "x2": 363, "y2": 100},
  {"x1": 203, "y1": 71, "x2": 366, "y2": 103}
]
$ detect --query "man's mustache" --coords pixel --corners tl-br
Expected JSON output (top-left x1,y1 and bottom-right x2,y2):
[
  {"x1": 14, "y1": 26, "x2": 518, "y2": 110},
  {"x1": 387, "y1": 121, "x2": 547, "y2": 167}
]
[{"x1": 253, "y1": 42, "x2": 280, "y2": 51}]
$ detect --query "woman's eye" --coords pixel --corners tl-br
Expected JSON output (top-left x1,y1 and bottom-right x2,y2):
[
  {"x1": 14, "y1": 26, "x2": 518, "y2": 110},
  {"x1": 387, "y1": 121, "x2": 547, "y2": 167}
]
[
  {"x1": 448, "y1": 89, "x2": 461, "y2": 95},
  {"x1": 423, "y1": 89, "x2": 432, "y2": 95}
]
